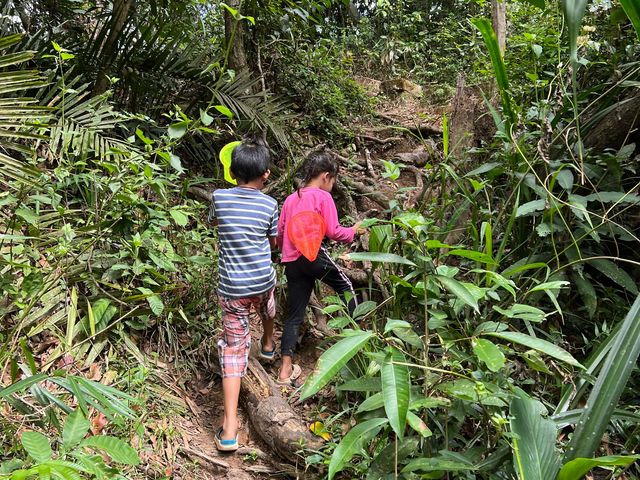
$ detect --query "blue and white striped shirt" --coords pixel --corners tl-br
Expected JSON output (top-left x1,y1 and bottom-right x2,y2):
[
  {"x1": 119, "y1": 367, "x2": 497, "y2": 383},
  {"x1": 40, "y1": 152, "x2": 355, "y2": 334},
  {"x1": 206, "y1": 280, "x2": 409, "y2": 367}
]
[{"x1": 209, "y1": 187, "x2": 279, "y2": 298}]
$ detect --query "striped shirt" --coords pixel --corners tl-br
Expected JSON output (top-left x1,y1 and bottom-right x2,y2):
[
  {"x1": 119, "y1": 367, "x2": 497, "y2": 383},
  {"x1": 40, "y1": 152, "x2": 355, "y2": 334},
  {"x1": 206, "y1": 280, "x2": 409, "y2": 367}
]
[{"x1": 209, "y1": 187, "x2": 279, "y2": 298}]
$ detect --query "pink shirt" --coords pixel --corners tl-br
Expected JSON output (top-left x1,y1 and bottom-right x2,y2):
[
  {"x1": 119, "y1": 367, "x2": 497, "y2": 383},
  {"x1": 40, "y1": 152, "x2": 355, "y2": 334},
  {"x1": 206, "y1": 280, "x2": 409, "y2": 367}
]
[{"x1": 277, "y1": 187, "x2": 355, "y2": 262}]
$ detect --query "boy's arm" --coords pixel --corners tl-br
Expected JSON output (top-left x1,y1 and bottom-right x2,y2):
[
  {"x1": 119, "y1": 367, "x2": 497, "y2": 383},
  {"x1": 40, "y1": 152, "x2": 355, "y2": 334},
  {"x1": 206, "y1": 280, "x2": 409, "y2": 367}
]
[{"x1": 208, "y1": 192, "x2": 218, "y2": 226}]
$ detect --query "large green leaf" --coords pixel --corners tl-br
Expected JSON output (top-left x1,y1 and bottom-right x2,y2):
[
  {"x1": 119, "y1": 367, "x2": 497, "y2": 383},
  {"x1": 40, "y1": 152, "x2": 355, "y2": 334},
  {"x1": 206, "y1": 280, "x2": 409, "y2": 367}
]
[
  {"x1": 558, "y1": 455, "x2": 640, "y2": 480},
  {"x1": 471, "y1": 17, "x2": 514, "y2": 126},
  {"x1": 436, "y1": 275, "x2": 479, "y2": 312},
  {"x1": 21, "y1": 431, "x2": 52, "y2": 463},
  {"x1": 300, "y1": 330, "x2": 374, "y2": 401},
  {"x1": 62, "y1": 409, "x2": 90, "y2": 449},
  {"x1": 485, "y1": 331, "x2": 583, "y2": 368},
  {"x1": 328, "y1": 418, "x2": 388, "y2": 480},
  {"x1": 81, "y1": 436, "x2": 140, "y2": 465},
  {"x1": 560, "y1": 0, "x2": 589, "y2": 63},
  {"x1": 565, "y1": 294, "x2": 640, "y2": 461},
  {"x1": 588, "y1": 258, "x2": 638, "y2": 295},
  {"x1": 620, "y1": 0, "x2": 640, "y2": 39},
  {"x1": 381, "y1": 348, "x2": 410, "y2": 439},
  {"x1": 472, "y1": 338, "x2": 505, "y2": 372},
  {"x1": 348, "y1": 252, "x2": 416, "y2": 266},
  {"x1": 510, "y1": 392, "x2": 561, "y2": 480}
]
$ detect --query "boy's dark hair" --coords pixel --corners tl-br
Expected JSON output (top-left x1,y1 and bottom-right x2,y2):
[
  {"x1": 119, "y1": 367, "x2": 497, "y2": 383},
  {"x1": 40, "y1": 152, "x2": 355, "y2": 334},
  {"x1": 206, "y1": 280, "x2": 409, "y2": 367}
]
[
  {"x1": 297, "y1": 150, "x2": 340, "y2": 196},
  {"x1": 231, "y1": 133, "x2": 270, "y2": 183}
]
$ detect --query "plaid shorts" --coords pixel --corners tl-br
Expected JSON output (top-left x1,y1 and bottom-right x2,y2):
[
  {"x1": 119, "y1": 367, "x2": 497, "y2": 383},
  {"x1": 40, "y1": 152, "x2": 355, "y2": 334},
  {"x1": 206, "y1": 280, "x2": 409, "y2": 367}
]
[{"x1": 218, "y1": 288, "x2": 276, "y2": 378}]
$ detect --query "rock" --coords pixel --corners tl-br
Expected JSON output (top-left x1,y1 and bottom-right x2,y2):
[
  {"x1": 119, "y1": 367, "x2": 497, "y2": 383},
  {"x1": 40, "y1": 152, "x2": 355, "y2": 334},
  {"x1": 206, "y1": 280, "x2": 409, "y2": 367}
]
[{"x1": 380, "y1": 78, "x2": 423, "y2": 98}]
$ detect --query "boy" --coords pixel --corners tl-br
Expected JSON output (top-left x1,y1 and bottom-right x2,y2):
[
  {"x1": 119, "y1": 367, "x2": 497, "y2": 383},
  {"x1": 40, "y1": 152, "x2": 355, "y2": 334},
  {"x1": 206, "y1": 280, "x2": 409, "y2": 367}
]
[{"x1": 209, "y1": 134, "x2": 278, "y2": 452}]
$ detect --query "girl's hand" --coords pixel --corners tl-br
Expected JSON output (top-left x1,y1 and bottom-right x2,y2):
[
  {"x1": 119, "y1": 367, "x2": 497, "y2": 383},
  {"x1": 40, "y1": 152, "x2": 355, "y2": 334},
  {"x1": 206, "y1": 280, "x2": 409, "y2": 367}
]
[{"x1": 353, "y1": 221, "x2": 367, "y2": 236}]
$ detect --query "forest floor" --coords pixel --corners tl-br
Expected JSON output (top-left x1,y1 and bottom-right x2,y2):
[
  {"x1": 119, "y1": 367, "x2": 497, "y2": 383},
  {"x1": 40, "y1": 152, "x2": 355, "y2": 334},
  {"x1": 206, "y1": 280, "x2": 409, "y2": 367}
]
[{"x1": 153, "y1": 78, "x2": 447, "y2": 479}]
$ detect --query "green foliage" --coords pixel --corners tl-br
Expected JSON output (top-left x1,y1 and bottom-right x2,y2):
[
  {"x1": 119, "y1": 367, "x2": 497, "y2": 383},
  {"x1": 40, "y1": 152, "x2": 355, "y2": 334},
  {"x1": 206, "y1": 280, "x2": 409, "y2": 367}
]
[
  {"x1": 271, "y1": 40, "x2": 373, "y2": 142},
  {"x1": 1, "y1": 409, "x2": 139, "y2": 479}
]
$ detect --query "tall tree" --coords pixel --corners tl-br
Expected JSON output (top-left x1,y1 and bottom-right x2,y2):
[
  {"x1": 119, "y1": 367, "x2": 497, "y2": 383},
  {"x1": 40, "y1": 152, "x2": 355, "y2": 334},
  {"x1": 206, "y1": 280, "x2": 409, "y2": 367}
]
[
  {"x1": 224, "y1": 0, "x2": 250, "y2": 75},
  {"x1": 93, "y1": 0, "x2": 136, "y2": 95},
  {"x1": 492, "y1": 0, "x2": 507, "y2": 53}
]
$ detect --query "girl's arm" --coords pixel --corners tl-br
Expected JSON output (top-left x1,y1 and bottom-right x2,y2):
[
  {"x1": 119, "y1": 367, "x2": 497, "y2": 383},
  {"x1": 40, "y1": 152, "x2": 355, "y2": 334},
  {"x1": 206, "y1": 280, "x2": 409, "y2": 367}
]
[{"x1": 321, "y1": 194, "x2": 355, "y2": 243}]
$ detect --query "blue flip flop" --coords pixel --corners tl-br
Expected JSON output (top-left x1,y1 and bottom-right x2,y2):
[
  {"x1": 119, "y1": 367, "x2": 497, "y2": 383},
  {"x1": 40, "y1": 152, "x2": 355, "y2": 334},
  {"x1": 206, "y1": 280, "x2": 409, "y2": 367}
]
[
  {"x1": 259, "y1": 339, "x2": 275, "y2": 361},
  {"x1": 215, "y1": 427, "x2": 238, "y2": 452}
]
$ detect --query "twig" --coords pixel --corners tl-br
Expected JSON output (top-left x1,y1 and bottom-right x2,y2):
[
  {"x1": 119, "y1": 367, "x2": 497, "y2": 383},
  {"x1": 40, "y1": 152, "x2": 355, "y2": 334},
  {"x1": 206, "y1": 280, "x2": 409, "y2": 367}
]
[
  {"x1": 357, "y1": 133, "x2": 403, "y2": 144},
  {"x1": 180, "y1": 446, "x2": 230, "y2": 469}
]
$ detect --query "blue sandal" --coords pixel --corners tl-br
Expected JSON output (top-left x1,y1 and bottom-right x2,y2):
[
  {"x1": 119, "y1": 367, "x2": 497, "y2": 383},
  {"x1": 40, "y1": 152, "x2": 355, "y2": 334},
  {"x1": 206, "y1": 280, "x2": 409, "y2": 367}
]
[
  {"x1": 215, "y1": 427, "x2": 238, "y2": 452},
  {"x1": 258, "y1": 339, "x2": 275, "y2": 361}
]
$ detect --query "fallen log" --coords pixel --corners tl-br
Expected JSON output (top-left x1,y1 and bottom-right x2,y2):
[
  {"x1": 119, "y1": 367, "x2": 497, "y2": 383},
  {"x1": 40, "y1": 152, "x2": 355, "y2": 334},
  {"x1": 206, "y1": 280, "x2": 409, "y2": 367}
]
[{"x1": 241, "y1": 357, "x2": 323, "y2": 459}]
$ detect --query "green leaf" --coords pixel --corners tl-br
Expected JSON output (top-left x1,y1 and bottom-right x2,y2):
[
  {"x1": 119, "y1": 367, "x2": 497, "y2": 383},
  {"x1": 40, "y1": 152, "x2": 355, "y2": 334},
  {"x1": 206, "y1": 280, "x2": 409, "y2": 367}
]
[
  {"x1": 472, "y1": 338, "x2": 505, "y2": 372},
  {"x1": 356, "y1": 392, "x2": 384, "y2": 413},
  {"x1": 381, "y1": 348, "x2": 410, "y2": 439},
  {"x1": 213, "y1": 105, "x2": 234, "y2": 119},
  {"x1": 15, "y1": 207, "x2": 38, "y2": 225},
  {"x1": 560, "y1": 0, "x2": 589, "y2": 63},
  {"x1": 565, "y1": 295, "x2": 640, "y2": 460},
  {"x1": 471, "y1": 17, "x2": 514, "y2": 126},
  {"x1": 620, "y1": 0, "x2": 640, "y2": 40},
  {"x1": 529, "y1": 280, "x2": 569, "y2": 293},
  {"x1": 62, "y1": 410, "x2": 90, "y2": 449},
  {"x1": 516, "y1": 199, "x2": 546, "y2": 217},
  {"x1": 200, "y1": 109, "x2": 214, "y2": 126},
  {"x1": 522, "y1": 0, "x2": 545, "y2": 9},
  {"x1": 328, "y1": 418, "x2": 387, "y2": 480},
  {"x1": 352, "y1": 301, "x2": 378, "y2": 321},
  {"x1": 21, "y1": 431, "x2": 52, "y2": 463},
  {"x1": 531, "y1": 43, "x2": 543, "y2": 57},
  {"x1": 485, "y1": 331, "x2": 583, "y2": 368},
  {"x1": 588, "y1": 258, "x2": 638, "y2": 295},
  {"x1": 336, "y1": 377, "x2": 381, "y2": 392},
  {"x1": 169, "y1": 153, "x2": 184, "y2": 174},
  {"x1": 169, "y1": 208, "x2": 189, "y2": 227},
  {"x1": 407, "y1": 411, "x2": 432, "y2": 437},
  {"x1": 436, "y1": 275, "x2": 479, "y2": 312},
  {"x1": 300, "y1": 330, "x2": 374, "y2": 401},
  {"x1": 167, "y1": 121, "x2": 188, "y2": 139},
  {"x1": 510, "y1": 391, "x2": 561, "y2": 480},
  {"x1": 573, "y1": 273, "x2": 597, "y2": 319},
  {"x1": 348, "y1": 252, "x2": 416, "y2": 266},
  {"x1": 403, "y1": 457, "x2": 477, "y2": 473},
  {"x1": 447, "y1": 249, "x2": 497, "y2": 265},
  {"x1": 88, "y1": 299, "x2": 116, "y2": 331},
  {"x1": 138, "y1": 287, "x2": 164, "y2": 316},
  {"x1": 555, "y1": 169, "x2": 574, "y2": 191},
  {"x1": 80, "y1": 436, "x2": 140, "y2": 465},
  {"x1": 558, "y1": 455, "x2": 640, "y2": 480}
]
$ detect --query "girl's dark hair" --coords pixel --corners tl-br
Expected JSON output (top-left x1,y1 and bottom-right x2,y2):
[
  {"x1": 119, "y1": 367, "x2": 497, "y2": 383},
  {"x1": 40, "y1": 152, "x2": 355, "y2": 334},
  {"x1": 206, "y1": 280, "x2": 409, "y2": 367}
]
[
  {"x1": 230, "y1": 132, "x2": 270, "y2": 183},
  {"x1": 297, "y1": 150, "x2": 339, "y2": 196}
]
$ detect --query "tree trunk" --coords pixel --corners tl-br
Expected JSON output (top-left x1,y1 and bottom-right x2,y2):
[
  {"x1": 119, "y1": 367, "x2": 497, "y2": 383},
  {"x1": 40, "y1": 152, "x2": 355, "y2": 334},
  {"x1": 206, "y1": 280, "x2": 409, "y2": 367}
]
[
  {"x1": 224, "y1": 0, "x2": 249, "y2": 75},
  {"x1": 491, "y1": 0, "x2": 507, "y2": 54},
  {"x1": 93, "y1": 0, "x2": 135, "y2": 95},
  {"x1": 584, "y1": 93, "x2": 640, "y2": 153}
]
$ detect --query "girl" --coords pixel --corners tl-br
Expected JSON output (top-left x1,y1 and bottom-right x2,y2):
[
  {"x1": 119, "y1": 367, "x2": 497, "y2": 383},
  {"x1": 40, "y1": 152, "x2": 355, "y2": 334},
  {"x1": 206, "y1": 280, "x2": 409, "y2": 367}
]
[{"x1": 276, "y1": 151, "x2": 363, "y2": 385}]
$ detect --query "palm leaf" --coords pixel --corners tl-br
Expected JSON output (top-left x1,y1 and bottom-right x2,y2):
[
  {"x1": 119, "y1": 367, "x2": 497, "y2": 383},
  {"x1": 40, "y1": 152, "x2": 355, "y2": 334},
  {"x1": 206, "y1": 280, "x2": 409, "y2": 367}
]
[
  {"x1": 564, "y1": 294, "x2": 640, "y2": 461},
  {"x1": 212, "y1": 70, "x2": 292, "y2": 148},
  {"x1": 510, "y1": 391, "x2": 561, "y2": 480}
]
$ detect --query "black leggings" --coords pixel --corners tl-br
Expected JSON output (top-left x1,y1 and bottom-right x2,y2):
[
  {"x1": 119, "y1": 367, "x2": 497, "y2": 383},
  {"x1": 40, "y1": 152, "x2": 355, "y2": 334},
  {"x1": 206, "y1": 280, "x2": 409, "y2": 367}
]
[{"x1": 281, "y1": 248, "x2": 357, "y2": 357}]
